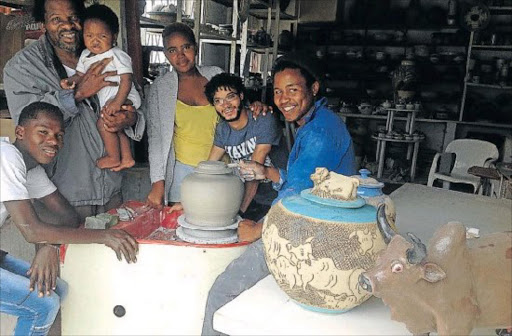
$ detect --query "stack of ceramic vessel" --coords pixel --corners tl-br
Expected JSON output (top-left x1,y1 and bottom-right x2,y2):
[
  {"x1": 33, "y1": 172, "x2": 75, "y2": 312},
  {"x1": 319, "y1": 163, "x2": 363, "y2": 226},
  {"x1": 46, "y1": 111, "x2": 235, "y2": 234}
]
[
  {"x1": 262, "y1": 169, "x2": 389, "y2": 313},
  {"x1": 176, "y1": 161, "x2": 244, "y2": 244}
]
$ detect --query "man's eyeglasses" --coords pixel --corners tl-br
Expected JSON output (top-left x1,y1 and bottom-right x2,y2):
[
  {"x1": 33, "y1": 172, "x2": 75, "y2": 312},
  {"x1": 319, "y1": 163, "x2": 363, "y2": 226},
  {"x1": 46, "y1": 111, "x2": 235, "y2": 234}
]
[{"x1": 213, "y1": 92, "x2": 239, "y2": 106}]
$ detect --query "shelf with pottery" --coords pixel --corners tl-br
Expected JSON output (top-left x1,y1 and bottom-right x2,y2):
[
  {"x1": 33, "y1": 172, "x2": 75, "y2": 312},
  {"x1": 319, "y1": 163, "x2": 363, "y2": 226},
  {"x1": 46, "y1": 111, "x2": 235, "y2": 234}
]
[
  {"x1": 299, "y1": 32, "x2": 468, "y2": 120},
  {"x1": 471, "y1": 44, "x2": 512, "y2": 50},
  {"x1": 198, "y1": 33, "x2": 237, "y2": 42},
  {"x1": 211, "y1": 0, "x2": 296, "y2": 19},
  {"x1": 299, "y1": 23, "x2": 461, "y2": 31},
  {"x1": 373, "y1": 107, "x2": 422, "y2": 181},
  {"x1": 339, "y1": 113, "x2": 457, "y2": 124},
  {"x1": 488, "y1": 6, "x2": 512, "y2": 12},
  {"x1": 456, "y1": 120, "x2": 512, "y2": 129},
  {"x1": 371, "y1": 135, "x2": 424, "y2": 144},
  {"x1": 458, "y1": 2, "x2": 512, "y2": 125},
  {"x1": 339, "y1": 113, "x2": 512, "y2": 130},
  {"x1": 464, "y1": 82, "x2": 512, "y2": 90}
]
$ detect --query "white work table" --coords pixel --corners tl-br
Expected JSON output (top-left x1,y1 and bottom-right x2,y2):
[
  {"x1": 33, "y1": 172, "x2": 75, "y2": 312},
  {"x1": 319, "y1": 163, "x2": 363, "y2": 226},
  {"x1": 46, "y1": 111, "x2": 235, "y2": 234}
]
[{"x1": 214, "y1": 184, "x2": 512, "y2": 335}]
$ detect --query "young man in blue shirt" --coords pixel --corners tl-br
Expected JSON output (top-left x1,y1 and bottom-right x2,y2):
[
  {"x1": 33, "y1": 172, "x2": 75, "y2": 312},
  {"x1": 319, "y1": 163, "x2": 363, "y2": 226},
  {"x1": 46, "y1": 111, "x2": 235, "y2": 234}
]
[{"x1": 202, "y1": 52, "x2": 356, "y2": 335}]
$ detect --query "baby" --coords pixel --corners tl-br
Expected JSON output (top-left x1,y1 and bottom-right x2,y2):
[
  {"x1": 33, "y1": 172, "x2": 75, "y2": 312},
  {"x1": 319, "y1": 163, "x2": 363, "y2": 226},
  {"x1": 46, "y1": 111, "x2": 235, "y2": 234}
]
[{"x1": 61, "y1": 4, "x2": 141, "y2": 170}]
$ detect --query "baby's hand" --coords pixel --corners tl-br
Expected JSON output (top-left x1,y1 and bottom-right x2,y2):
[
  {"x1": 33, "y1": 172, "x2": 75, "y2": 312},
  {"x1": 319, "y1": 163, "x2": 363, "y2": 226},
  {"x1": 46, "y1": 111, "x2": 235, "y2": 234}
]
[
  {"x1": 103, "y1": 101, "x2": 122, "y2": 116},
  {"x1": 60, "y1": 79, "x2": 76, "y2": 90}
]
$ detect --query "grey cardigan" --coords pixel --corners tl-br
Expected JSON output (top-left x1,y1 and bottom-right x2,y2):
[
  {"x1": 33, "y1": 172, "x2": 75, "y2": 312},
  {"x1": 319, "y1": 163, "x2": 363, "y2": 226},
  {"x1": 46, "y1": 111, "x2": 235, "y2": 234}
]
[
  {"x1": 145, "y1": 65, "x2": 223, "y2": 198},
  {"x1": 3, "y1": 34, "x2": 145, "y2": 206}
]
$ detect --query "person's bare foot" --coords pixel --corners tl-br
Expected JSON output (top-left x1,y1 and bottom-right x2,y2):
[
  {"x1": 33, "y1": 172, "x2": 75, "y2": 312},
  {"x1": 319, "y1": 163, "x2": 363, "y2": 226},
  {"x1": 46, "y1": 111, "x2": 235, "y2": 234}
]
[
  {"x1": 97, "y1": 156, "x2": 121, "y2": 169},
  {"x1": 110, "y1": 158, "x2": 135, "y2": 172}
]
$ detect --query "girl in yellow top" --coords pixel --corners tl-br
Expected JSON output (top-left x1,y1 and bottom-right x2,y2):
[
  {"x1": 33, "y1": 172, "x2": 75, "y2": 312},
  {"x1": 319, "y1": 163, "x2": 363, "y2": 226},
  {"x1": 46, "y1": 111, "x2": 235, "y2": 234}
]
[
  {"x1": 145, "y1": 23, "x2": 270, "y2": 209},
  {"x1": 146, "y1": 23, "x2": 222, "y2": 209}
]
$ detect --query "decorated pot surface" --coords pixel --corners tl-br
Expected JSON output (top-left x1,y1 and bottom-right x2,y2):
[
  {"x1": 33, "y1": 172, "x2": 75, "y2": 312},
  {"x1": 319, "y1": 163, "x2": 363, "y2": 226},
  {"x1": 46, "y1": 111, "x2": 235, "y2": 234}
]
[{"x1": 262, "y1": 193, "x2": 386, "y2": 314}]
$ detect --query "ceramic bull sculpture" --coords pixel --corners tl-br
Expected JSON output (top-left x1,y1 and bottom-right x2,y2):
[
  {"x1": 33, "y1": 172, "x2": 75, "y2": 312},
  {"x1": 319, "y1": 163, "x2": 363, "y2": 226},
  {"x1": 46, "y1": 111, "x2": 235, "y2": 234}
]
[
  {"x1": 310, "y1": 168, "x2": 359, "y2": 201},
  {"x1": 359, "y1": 204, "x2": 512, "y2": 336}
]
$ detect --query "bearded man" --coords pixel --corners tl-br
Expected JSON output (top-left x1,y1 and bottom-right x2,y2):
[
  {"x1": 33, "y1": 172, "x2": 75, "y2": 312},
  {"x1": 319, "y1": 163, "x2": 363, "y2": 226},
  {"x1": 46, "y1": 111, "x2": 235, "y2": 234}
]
[{"x1": 205, "y1": 73, "x2": 285, "y2": 221}]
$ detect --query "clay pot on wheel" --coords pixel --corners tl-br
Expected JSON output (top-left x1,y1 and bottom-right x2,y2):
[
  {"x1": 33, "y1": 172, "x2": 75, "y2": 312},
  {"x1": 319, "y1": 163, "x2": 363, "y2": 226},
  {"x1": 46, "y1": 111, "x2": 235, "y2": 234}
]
[{"x1": 181, "y1": 161, "x2": 244, "y2": 227}]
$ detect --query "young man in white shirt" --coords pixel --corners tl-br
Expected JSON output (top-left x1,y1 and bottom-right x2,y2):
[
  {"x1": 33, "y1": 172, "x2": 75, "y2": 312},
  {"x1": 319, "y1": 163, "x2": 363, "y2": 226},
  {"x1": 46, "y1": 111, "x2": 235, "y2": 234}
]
[{"x1": 0, "y1": 102, "x2": 138, "y2": 336}]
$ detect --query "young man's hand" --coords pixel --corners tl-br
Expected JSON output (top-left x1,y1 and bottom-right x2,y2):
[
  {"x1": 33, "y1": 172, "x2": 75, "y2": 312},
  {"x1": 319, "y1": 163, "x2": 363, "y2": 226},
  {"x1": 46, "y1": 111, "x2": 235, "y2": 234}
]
[
  {"x1": 27, "y1": 245, "x2": 59, "y2": 297},
  {"x1": 238, "y1": 219, "x2": 262, "y2": 243},
  {"x1": 101, "y1": 229, "x2": 139, "y2": 263},
  {"x1": 249, "y1": 101, "x2": 273, "y2": 119},
  {"x1": 238, "y1": 160, "x2": 266, "y2": 181}
]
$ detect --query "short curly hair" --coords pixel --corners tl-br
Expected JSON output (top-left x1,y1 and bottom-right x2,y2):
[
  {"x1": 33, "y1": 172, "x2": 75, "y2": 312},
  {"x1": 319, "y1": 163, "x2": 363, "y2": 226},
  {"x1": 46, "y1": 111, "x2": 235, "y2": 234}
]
[
  {"x1": 273, "y1": 52, "x2": 322, "y2": 88},
  {"x1": 162, "y1": 22, "x2": 196, "y2": 47},
  {"x1": 204, "y1": 73, "x2": 245, "y2": 105},
  {"x1": 83, "y1": 4, "x2": 119, "y2": 36},
  {"x1": 18, "y1": 102, "x2": 64, "y2": 127},
  {"x1": 32, "y1": 0, "x2": 86, "y2": 23}
]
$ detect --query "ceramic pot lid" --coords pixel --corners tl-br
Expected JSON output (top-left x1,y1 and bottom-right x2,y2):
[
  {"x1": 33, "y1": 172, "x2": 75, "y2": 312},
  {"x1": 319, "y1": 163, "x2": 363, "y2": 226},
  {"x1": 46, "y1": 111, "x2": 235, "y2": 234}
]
[
  {"x1": 353, "y1": 169, "x2": 384, "y2": 189},
  {"x1": 194, "y1": 160, "x2": 232, "y2": 175},
  {"x1": 280, "y1": 193, "x2": 376, "y2": 224}
]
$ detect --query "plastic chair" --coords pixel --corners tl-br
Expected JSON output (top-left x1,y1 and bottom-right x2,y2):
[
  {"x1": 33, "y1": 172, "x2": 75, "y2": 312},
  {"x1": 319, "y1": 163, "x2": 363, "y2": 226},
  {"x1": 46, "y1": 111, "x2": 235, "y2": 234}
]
[{"x1": 427, "y1": 139, "x2": 499, "y2": 194}]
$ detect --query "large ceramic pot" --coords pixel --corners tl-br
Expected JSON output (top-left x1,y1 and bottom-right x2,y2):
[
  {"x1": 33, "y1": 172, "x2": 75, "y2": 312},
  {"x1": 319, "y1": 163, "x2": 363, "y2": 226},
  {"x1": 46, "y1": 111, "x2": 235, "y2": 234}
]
[
  {"x1": 181, "y1": 161, "x2": 243, "y2": 227},
  {"x1": 262, "y1": 185, "x2": 387, "y2": 313}
]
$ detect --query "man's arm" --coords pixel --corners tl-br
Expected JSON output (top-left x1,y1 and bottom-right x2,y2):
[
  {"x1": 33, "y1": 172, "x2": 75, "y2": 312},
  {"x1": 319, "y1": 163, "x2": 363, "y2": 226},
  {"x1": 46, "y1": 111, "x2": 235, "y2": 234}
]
[
  {"x1": 4, "y1": 57, "x2": 79, "y2": 123},
  {"x1": 5, "y1": 198, "x2": 138, "y2": 297},
  {"x1": 4, "y1": 199, "x2": 139, "y2": 264},
  {"x1": 281, "y1": 131, "x2": 346, "y2": 199},
  {"x1": 208, "y1": 145, "x2": 226, "y2": 161},
  {"x1": 34, "y1": 190, "x2": 81, "y2": 228},
  {"x1": 240, "y1": 144, "x2": 271, "y2": 212}
]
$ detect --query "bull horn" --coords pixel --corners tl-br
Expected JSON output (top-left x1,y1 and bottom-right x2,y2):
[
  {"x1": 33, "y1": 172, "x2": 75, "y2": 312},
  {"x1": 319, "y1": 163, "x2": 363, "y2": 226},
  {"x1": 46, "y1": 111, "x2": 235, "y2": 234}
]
[
  {"x1": 377, "y1": 203, "x2": 396, "y2": 244},
  {"x1": 406, "y1": 232, "x2": 427, "y2": 264}
]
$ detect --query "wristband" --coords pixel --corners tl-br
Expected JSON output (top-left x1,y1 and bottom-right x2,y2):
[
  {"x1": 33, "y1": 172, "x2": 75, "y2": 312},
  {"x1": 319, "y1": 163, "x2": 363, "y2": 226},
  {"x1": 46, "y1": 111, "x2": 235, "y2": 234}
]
[{"x1": 46, "y1": 244, "x2": 61, "y2": 250}]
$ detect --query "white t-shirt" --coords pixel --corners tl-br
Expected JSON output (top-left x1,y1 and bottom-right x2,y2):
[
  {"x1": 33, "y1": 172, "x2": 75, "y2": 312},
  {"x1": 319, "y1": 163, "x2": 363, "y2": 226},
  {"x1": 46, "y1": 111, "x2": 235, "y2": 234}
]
[
  {"x1": 76, "y1": 47, "x2": 141, "y2": 109},
  {"x1": 0, "y1": 140, "x2": 57, "y2": 227}
]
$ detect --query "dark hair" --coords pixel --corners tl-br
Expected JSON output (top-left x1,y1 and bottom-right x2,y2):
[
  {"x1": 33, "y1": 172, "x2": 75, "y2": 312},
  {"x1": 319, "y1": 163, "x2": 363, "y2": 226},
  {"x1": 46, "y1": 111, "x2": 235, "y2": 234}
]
[
  {"x1": 83, "y1": 4, "x2": 119, "y2": 36},
  {"x1": 162, "y1": 22, "x2": 196, "y2": 46},
  {"x1": 272, "y1": 52, "x2": 323, "y2": 88},
  {"x1": 204, "y1": 73, "x2": 245, "y2": 105},
  {"x1": 32, "y1": 0, "x2": 86, "y2": 23},
  {"x1": 273, "y1": 60, "x2": 317, "y2": 88},
  {"x1": 18, "y1": 102, "x2": 64, "y2": 126}
]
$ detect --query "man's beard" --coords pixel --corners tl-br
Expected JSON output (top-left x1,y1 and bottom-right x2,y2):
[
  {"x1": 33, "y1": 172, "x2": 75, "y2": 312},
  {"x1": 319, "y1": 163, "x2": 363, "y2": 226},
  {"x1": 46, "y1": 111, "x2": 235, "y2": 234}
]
[
  {"x1": 48, "y1": 30, "x2": 82, "y2": 53},
  {"x1": 221, "y1": 106, "x2": 242, "y2": 122}
]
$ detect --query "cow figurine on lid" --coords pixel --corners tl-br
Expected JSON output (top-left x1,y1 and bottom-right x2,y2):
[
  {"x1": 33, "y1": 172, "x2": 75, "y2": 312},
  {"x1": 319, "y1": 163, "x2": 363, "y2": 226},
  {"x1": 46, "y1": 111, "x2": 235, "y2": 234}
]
[{"x1": 359, "y1": 204, "x2": 512, "y2": 336}]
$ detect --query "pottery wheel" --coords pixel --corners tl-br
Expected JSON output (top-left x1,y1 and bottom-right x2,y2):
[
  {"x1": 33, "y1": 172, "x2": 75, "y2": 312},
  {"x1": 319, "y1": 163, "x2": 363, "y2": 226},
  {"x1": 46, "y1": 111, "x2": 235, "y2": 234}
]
[
  {"x1": 176, "y1": 215, "x2": 240, "y2": 244},
  {"x1": 176, "y1": 226, "x2": 238, "y2": 244}
]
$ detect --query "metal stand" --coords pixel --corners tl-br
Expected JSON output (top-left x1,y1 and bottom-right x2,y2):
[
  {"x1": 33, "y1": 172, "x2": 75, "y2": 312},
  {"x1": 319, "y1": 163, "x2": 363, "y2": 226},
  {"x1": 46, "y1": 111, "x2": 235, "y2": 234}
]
[{"x1": 374, "y1": 108, "x2": 422, "y2": 181}]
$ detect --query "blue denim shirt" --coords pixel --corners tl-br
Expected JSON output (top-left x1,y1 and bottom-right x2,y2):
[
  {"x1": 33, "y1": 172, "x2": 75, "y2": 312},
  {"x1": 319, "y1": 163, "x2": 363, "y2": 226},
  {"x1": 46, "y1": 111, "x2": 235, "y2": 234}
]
[{"x1": 272, "y1": 97, "x2": 356, "y2": 204}]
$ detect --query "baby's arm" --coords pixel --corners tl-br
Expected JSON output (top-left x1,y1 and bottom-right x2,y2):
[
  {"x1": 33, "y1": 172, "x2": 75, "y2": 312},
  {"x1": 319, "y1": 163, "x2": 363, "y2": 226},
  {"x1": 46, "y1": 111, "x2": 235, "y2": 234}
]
[
  {"x1": 104, "y1": 73, "x2": 132, "y2": 116},
  {"x1": 60, "y1": 72, "x2": 84, "y2": 90}
]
